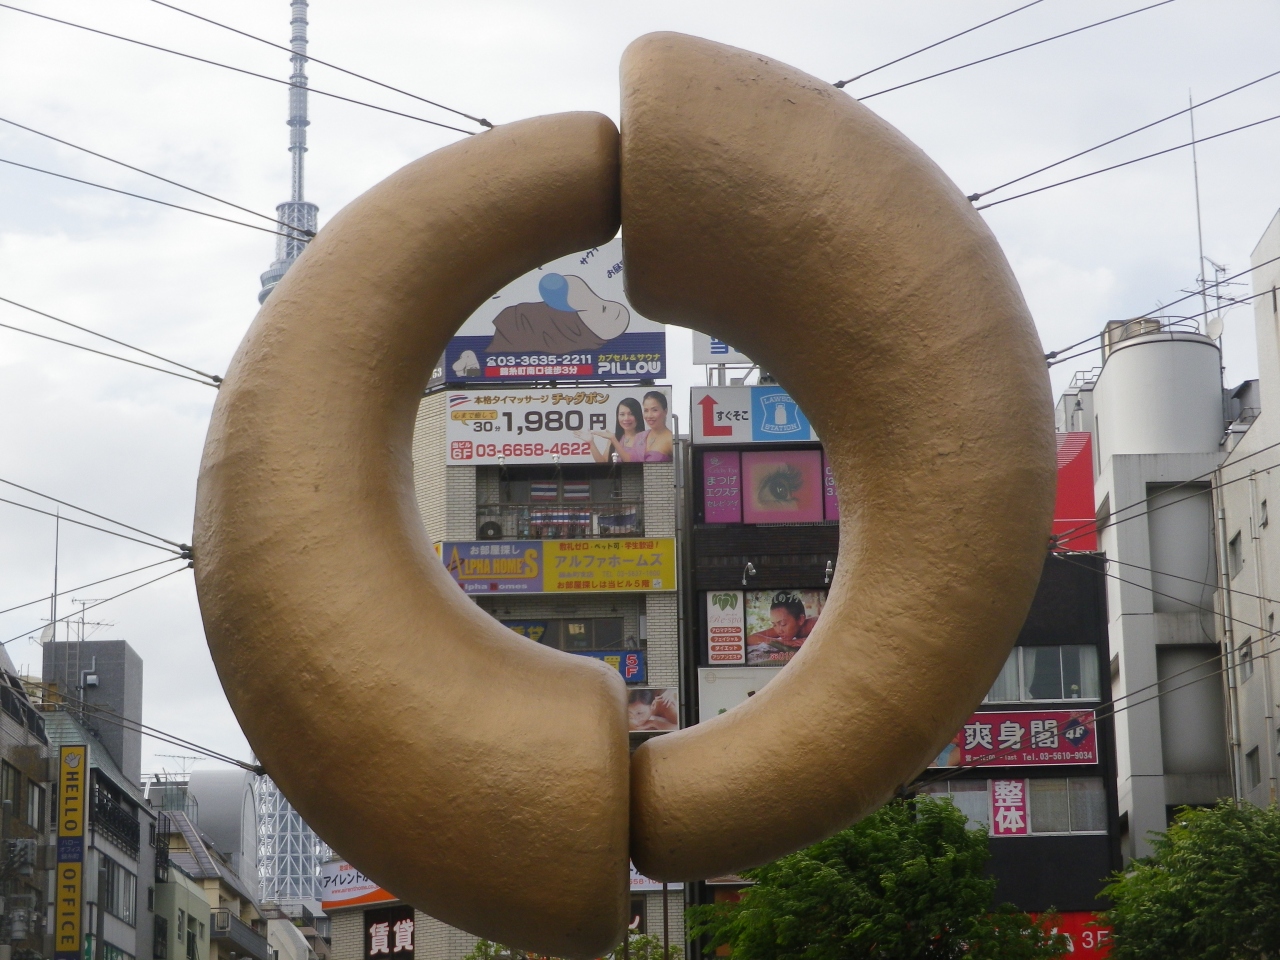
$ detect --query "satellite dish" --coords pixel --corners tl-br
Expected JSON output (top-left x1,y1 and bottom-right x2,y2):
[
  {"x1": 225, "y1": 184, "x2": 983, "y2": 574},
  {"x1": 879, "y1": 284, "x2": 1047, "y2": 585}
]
[
  {"x1": 37, "y1": 623, "x2": 54, "y2": 645},
  {"x1": 1206, "y1": 314, "x2": 1225, "y2": 340}
]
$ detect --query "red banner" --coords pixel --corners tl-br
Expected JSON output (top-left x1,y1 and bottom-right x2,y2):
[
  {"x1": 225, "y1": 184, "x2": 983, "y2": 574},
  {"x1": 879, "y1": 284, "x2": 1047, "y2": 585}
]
[
  {"x1": 1033, "y1": 911, "x2": 1112, "y2": 957},
  {"x1": 931, "y1": 709, "x2": 1097, "y2": 768}
]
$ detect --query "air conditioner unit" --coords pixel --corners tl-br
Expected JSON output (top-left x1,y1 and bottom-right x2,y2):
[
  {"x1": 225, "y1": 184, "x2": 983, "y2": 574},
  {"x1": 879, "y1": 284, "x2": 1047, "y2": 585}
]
[{"x1": 477, "y1": 520, "x2": 504, "y2": 541}]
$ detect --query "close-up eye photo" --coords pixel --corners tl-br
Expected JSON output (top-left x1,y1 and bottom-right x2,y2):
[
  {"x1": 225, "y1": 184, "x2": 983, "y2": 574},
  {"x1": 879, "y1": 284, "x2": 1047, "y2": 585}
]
[{"x1": 757, "y1": 463, "x2": 803, "y2": 506}]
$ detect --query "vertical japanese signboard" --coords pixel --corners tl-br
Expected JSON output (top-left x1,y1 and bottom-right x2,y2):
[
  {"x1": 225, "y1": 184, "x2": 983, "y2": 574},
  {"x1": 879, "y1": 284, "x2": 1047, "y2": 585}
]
[
  {"x1": 706, "y1": 591, "x2": 746, "y2": 664},
  {"x1": 55, "y1": 745, "x2": 87, "y2": 960},
  {"x1": 990, "y1": 779, "x2": 1029, "y2": 837}
]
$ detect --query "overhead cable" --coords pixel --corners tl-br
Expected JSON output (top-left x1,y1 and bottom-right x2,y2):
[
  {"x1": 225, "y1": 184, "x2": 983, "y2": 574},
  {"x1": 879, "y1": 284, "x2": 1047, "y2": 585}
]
[
  {"x1": 3, "y1": 562, "x2": 191, "y2": 646},
  {"x1": 0, "y1": 2, "x2": 478, "y2": 136},
  {"x1": 0, "y1": 155, "x2": 301, "y2": 239},
  {"x1": 0, "y1": 557, "x2": 184, "y2": 618},
  {"x1": 977, "y1": 110, "x2": 1280, "y2": 210},
  {"x1": 970, "y1": 66, "x2": 1280, "y2": 202},
  {"x1": 146, "y1": 0, "x2": 492, "y2": 129},
  {"x1": 0, "y1": 295, "x2": 222, "y2": 384},
  {"x1": 833, "y1": 0, "x2": 1050, "y2": 87},
  {"x1": 0, "y1": 498, "x2": 185, "y2": 555},
  {"x1": 0, "y1": 476, "x2": 188, "y2": 550},
  {"x1": 0, "y1": 115, "x2": 295, "y2": 233},
  {"x1": 857, "y1": 0, "x2": 1179, "y2": 101}
]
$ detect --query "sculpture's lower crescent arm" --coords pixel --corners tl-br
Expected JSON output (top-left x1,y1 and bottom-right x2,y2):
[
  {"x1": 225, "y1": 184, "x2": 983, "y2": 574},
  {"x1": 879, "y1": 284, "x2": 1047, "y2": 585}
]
[
  {"x1": 194, "y1": 113, "x2": 631, "y2": 958},
  {"x1": 619, "y1": 34, "x2": 1056, "y2": 879}
]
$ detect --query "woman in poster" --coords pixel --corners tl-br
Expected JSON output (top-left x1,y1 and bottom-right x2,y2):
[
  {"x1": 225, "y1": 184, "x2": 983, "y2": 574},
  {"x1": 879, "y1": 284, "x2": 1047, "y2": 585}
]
[
  {"x1": 577, "y1": 397, "x2": 648, "y2": 463},
  {"x1": 628, "y1": 689, "x2": 679, "y2": 732},
  {"x1": 640, "y1": 391, "x2": 674, "y2": 462},
  {"x1": 747, "y1": 592, "x2": 820, "y2": 665}
]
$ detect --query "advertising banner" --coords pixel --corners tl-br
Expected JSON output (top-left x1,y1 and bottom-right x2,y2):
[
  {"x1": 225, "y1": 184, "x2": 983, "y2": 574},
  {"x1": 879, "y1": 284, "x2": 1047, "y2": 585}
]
[
  {"x1": 692, "y1": 386, "x2": 817, "y2": 445},
  {"x1": 55, "y1": 745, "x2": 87, "y2": 960},
  {"x1": 702, "y1": 451, "x2": 742, "y2": 523},
  {"x1": 706, "y1": 591, "x2": 746, "y2": 664},
  {"x1": 1031, "y1": 912, "x2": 1112, "y2": 957},
  {"x1": 438, "y1": 239, "x2": 665, "y2": 384},
  {"x1": 320, "y1": 862, "x2": 397, "y2": 910},
  {"x1": 627, "y1": 688, "x2": 678, "y2": 733},
  {"x1": 691, "y1": 332, "x2": 752, "y2": 365},
  {"x1": 745, "y1": 589, "x2": 826, "y2": 666},
  {"x1": 930, "y1": 710, "x2": 1098, "y2": 768},
  {"x1": 630, "y1": 861, "x2": 684, "y2": 892},
  {"x1": 823, "y1": 457, "x2": 840, "y2": 520},
  {"x1": 442, "y1": 539, "x2": 676, "y2": 594},
  {"x1": 991, "y1": 779, "x2": 1029, "y2": 836},
  {"x1": 741, "y1": 449, "x2": 825, "y2": 523},
  {"x1": 577, "y1": 650, "x2": 647, "y2": 683},
  {"x1": 445, "y1": 387, "x2": 674, "y2": 465},
  {"x1": 364, "y1": 904, "x2": 414, "y2": 958},
  {"x1": 697, "y1": 667, "x2": 783, "y2": 723},
  {"x1": 1054, "y1": 432, "x2": 1098, "y2": 551}
]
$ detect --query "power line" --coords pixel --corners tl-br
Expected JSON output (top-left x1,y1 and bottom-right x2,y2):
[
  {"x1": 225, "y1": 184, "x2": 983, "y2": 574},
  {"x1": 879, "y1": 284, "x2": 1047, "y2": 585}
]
[
  {"x1": 145, "y1": 0, "x2": 492, "y2": 130},
  {"x1": 0, "y1": 2, "x2": 478, "y2": 136},
  {"x1": 3, "y1": 562, "x2": 191, "y2": 646},
  {"x1": 976, "y1": 110, "x2": 1280, "y2": 210},
  {"x1": 0, "y1": 558, "x2": 184, "y2": 618},
  {"x1": 0, "y1": 295, "x2": 222, "y2": 383},
  {"x1": 0, "y1": 318, "x2": 220, "y2": 387},
  {"x1": 833, "y1": 0, "x2": 1050, "y2": 88},
  {"x1": 0, "y1": 476, "x2": 188, "y2": 550},
  {"x1": 858, "y1": 0, "x2": 1179, "y2": 101},
  {"x1": 970, "y1": 66, "x2": 1280, "y2": 203},
  {"x1": 0, "y1": 155, "x2": 300, "y2": 239},
  {"x1": 0, "y1": 497, "x2": 185, "y2": 555},
  {"x1": 0, "y1": 114, "x2": 294, "y2": 233}
]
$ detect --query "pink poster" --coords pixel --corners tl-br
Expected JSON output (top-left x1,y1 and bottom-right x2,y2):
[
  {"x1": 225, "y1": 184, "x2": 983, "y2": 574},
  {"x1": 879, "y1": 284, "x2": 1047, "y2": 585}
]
[
  {"x1": 990, "y1": 779, "x2": 1029, "y2": 836},
  {"x1": 742, "y1": 449, "x2": 825, "y2": 524},
  {"x1": 822, "y1": 452, "x2": 840, "y2": 520},
  {"x1": 702, "y1": 451, "x2": 742, "y2": 523}
]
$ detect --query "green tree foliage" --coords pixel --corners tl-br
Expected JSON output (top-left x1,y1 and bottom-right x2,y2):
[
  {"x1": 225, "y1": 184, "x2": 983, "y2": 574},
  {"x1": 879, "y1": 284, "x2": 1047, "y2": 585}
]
[
  {"x1": 1101, "y1": 801, "x2": 1280, "y2": 959},
  {"x1": 686, "y1": 797, "x2": 1066, "y2": 960},
  {"x1": 462, "y1": 933, "x2": 682, "y2": 960}
]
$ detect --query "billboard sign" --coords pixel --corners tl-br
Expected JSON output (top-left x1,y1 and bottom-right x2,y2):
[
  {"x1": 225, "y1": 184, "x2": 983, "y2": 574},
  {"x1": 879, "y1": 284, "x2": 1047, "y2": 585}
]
[
  {"x1": 55, "y1": 745, "x2": 87, "y2": 960},
  {"x1": 1054, "y1": 432, "x2": 1097, "y2": 551},
  {"x1": 702, "y1": 451, "x2": 743, "y2": 523},
  {"x1": 438, "y1": 239, "x2": 665, "y2": 383},
  {"x1": 628, "y1": 688, "x2": 678, "y2": 733},
  {"x1": 745, "y1": 589, "x2": 826, "y2": 666},
  {"x1": 991, "y1": 779, "x2": 1029, "y2": 836},
  {"x1": 697, "y1": 667, "x2": 783, "y2": 723},
  {"x1": 577, "y1": 650, "x2": 647, "y2": 683},
  {"x1": 320, "y1": 861, "x2": 397, "y2": 910},
  {"x1": 691, "y1": 332, "x2": 752, "y2": 365},
  {"x1": 701, "y1": 450, "x2": 837, "y2": 523},
  {"x1": 1031, "y1": 912, "x2": 1112, "y2": 956},
  {"x1": 630, "y1": 861, "x2": 684, "y2": 892},
  {"x1": 445, "y1": 387, "x2": 673, "y2": 465},
  {"x1": 706, "y1": 591, "x2": 746, "y2": 665},
  {"x1": 692, "y1": 386, "x2": 817, "y2": 444},
  {"x1": 442, "y1": 539, "x2": 676, "y2": 594},
  {"x1": 930, "y1": 709, "x2": 1098, "y2": 768},
  {"x1": 364, "y1": 904, "x2": 414, "y2": 959}
]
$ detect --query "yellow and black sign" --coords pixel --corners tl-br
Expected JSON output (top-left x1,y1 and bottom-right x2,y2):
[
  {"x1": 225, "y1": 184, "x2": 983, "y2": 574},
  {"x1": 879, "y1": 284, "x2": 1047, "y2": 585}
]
[{"x1": 54, "y1": 745, "x2": 86, "y2": 960}]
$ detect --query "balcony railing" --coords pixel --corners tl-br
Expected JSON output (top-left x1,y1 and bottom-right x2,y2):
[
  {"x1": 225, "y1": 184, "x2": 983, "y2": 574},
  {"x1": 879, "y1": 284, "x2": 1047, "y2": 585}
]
[
  {"x1": 91, "y1": 780, "x2": 140, "y2": 857},
  {"x1": 210, "y1": 909, "x2": 271, "y2": 960},
  {"x1": 477, "y1": 502, "x2": 643, "y2": 540}
]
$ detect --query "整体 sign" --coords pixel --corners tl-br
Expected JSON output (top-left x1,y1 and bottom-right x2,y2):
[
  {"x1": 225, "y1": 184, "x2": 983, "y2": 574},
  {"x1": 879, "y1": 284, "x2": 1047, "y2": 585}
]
[
  {"x1": 54, "y1": 744, "x2": 87, "y2": 960},
  {"x1": 442, "y1": 539, "x2": 677, "y2": 594},
  {"x1": 320, "y1": 861, "x2": 397, "y2": 910},
  {"x1": 930, "y1": 710, "x2": 1098, "y2": 768},
  {"x1": 691, "y1": 386, "x2": 817, "y2": 444},
  {"x1": 437, "y1": 239, "x2": 666, "y2": 384},
  {"x1": 446, "y1": 387, "x2": 673, "y2": 465}
]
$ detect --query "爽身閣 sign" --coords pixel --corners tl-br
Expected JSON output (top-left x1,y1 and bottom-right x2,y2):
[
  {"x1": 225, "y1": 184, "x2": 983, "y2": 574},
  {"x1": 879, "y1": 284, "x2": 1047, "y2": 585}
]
[
  {"x1": 442, "y1": 539, "x2": 676, "y2": 594},
  {"x1": 930, "y1": 710, "x2": 1097, "y2": 768},
  {"x1": 54, "y1": 744, "x2": 87, "y2": 960}
]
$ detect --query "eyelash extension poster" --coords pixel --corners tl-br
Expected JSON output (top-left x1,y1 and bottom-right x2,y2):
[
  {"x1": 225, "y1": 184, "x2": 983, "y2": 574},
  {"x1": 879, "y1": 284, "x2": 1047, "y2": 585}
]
[{"x1": 741, "y1": 449, "x2": 824, "y2": 523}]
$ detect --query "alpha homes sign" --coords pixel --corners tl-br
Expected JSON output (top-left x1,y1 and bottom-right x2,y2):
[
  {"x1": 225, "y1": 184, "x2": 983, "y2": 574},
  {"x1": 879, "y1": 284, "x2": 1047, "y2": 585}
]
[{"x1": 442, "y1": 539, "x2": 677, "y2": 594}]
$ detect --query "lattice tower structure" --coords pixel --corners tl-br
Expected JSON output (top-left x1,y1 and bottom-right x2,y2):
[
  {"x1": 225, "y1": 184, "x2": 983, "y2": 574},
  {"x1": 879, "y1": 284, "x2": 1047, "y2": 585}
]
[{"x1": 256, "y1": 775, "x2": 332, "y2": 904}]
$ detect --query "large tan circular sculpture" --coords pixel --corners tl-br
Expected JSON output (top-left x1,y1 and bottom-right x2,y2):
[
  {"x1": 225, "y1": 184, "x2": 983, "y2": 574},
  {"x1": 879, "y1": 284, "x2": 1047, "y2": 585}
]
[{"x1": 194, "y1": 31, "x2": 1054, "y2": 960}]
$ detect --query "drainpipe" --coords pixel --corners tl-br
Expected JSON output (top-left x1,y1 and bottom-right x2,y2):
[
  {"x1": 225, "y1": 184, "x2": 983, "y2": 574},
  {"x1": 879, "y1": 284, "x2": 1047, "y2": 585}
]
[
  {"x1": 1214, "y1": 469, "x2": 1245, "y2": 802},
  {"x1": 1248, "y1": 471, "x2": 1278, "y2": 801}
]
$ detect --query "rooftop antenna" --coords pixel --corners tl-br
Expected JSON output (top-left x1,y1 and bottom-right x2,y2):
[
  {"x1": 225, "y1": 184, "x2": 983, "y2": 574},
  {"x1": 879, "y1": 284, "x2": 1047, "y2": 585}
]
[
  {"x1": 258, "y1": 0, "x2": 319, "y2": 303},
  {"x1": 1188, "y1": 90, "x2": 1211, "y2": 333},
  {"x1": 49, "y1": 509, "x2": 59, "y2": 645}
]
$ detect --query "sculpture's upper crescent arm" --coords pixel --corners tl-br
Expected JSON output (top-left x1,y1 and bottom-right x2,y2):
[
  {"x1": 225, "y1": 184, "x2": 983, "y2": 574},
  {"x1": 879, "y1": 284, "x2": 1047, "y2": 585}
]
[{"x1": 619, "y1": 34, "x2": 1055, "y2": 879}]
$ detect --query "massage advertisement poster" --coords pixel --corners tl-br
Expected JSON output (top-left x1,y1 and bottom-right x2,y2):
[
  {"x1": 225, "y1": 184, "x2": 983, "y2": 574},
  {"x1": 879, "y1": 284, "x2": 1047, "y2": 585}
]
[
  {"x1": 446, "y1": 386, "x2": 674, "y2": 465},
  {"x1": 436, "y1": 239, "x2": 666, "y2": 384},
  {"x1": 929, "y1": 709, "x2": 1098, "y2": 768},
  {"x1": 744, "y1": 589, "x2": 826, "y2": 666},
  {"x1": 627, "y1": 688, "x2": 678, "y2": 733}
]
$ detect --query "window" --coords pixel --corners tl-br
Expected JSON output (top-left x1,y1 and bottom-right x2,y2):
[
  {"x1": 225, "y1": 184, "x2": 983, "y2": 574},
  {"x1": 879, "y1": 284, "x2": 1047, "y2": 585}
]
[
  {"x1": 0, "y1": 761, "x2": 19, "y2": 813},
  {"x1": 25, "y1": 781, "x2": 43, "y2": 830},
  {"x1": 154, "y1": 916, "x2": 169, "y2": 959},
  {"x1": 984, "y1": 646, "x2": 1101, "y2": 702},
  {"x1": 918, "y1": 780, "x2": 990, "y2": 831},
  {"x1": 186, "y1": 930, "x2": 198, "y2": 960},
  {"x1": 502, "y1": 618, "x2": 632, "y2": 652},
  {"x1": 103, "y1": 943, "x2": 135, "y2": 960},
  {"x1": 1246, "y1": 747, "x2": 1262, "y2": 789},
  {"x1": 1229, "y1": 531, "x2": 1245, "y2": 579},
  {"x1": 1240, "y1": 638, "x2": 1255, "y2": 682},
  {"x1": 100, "y1": 855, "x2": 137, "y2": 925},
  {"x1": 177, "y1": 910, "x2": 185, "y2": 940}
]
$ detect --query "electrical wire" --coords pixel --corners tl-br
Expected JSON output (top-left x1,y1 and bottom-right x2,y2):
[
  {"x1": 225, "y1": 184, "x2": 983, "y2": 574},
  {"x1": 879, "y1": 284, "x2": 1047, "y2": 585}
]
[
  {"x1": 1103, "y1": 554, "x2": 1278, "y2": 609},
  {"x1": 145, "y1": 0, "x2": 492, "y2": 130},
  {"x1": 0, "y1": 558, "x2": 184, "y2": 618},
  {"x1": 0, "y1": 295, "x2": 222, "y2": 383},
  {"x1": 2, "y1": 562, "x2": 191, "y2": 646},
  {"x1": 0, "y1": 318, "x2": 220, "y2": 387},
  {"x1": 0, "y1": 2, "x2": 478, "y2": 136},
  {"x1": 970, "y1": 66, "x2": 1280, "y2": 202},
  {"x1": 0, "y1": 476, "x2": 188, "y2": 550},
  {"x1": 0, "y1": 498, "x2": 184, "y2": 555},
  {"x1": 976, "y1": 110, "x2": 1280, "y2": 210},
  {"x1": 0, "y1": 114, "x2": 295, "y2": 233},
  {"x1": 832, "y1": 0, "x2": 1050, "y2": 88},
  {"x1": 857, "y1": 0, "x2": 1179, "y2": 101},
  {"x1": 0, "y1": 155, "x2": 301, "y2": 239}
]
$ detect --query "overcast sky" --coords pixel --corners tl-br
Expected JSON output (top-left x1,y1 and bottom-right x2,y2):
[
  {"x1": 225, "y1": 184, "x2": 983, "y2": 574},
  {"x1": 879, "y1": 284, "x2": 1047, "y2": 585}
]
[{"x1": 1, "y1": 0, "x2": 1278, "y2": 776}]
